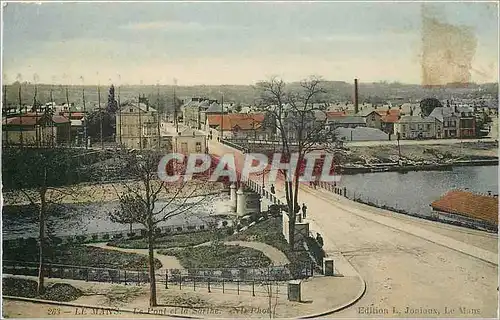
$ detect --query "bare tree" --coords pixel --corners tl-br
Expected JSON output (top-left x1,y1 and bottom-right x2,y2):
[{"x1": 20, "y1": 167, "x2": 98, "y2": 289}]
[
  {"x1": 2, "y1": 148, "x2": 95, "y2": 295},
  {"x1": 255, "y1": 76, "x2": 336, "y2": 250},
  {"x1": 108, "y1": 150, "x2": 211, "y2": 307}
]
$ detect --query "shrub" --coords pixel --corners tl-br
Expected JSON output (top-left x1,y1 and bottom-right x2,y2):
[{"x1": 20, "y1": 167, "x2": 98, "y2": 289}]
[
  {"x1": 187, "y1": 225, "x2": 196, "y2": 230},
  {"x1": 170, "y1": 269, "x2": 182, "y2": 282},
  {"x1": 155, "y1": 228, "x2": 162, "y2": 235},
  {"x1": 127, "y1": 232, "x2": 136, "y2": 237},
  {"x1": 91, "y1": 235, "x2": 99, "y2": 241},
  {"x1": 176, "y1": 227, "x2": 182, "y2": 232},
  {"x1": 102, "y1": 234, "x2": 110, "y2": 240},
  {"x1": 222, "y1": 221, "x2": 228, "y2": 227}
]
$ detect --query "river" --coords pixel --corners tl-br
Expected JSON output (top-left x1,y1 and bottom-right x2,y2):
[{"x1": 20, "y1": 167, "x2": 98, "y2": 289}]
[
  {"x1": 338, "y1": 165, "x2": 498, "y2": 217},
  {"x1": 2, "y1": 193, "x2": 232, "y2": 240}
]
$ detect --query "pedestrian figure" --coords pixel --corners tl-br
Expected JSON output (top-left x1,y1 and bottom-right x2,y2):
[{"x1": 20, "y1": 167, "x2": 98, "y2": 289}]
[
  {"x1": 302, "y1": 203, "x2": 307, "y2": 219},
  {"x1": 294, "y1": 202, "x2": 300, "y2": 215},
  {"x1": 316, "y1": 233, "x2": 324, "y2": 248},
  {"x1": 309, "y1": 181, "x2": 314, "y2": 188},
  {"x1": 270, "y1": 184, "x2": 275, "y2": 194}
]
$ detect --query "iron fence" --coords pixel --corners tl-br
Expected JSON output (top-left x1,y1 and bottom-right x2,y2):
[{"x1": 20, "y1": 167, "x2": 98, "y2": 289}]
[{"x1": 3, "y1": 260, "x2": 312, "y2": 297}]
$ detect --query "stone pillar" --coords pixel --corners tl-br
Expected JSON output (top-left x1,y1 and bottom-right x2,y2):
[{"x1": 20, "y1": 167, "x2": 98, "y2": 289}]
[
  {"x1": 288, "y1": 280, "x2": 302, "y2": 302},
  {"x1": 323, "y1": 258, "x2": 334, "y2": 276},
  {"x1": 230, "y1": 183, "x2": 237, "y2": 212},
  {"x1": 236, "y1": 188, "x2": 246, "y2": 216}
]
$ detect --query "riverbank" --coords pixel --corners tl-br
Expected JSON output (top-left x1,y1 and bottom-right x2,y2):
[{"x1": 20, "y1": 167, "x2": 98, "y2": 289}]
[
  {"x1": 345, "y1": 140, "x2": 498, "y2": 165},
  {"x1": 2, "y1": 180, "x2": 226, "y2": 206}
]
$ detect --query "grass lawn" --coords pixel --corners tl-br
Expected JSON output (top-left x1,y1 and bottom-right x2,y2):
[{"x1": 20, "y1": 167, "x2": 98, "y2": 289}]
[
  {"x1": 3, "y1": 243, "x2": 162, "y2": 270},
  {"x1": 158, "y1": 244, "x2": 271, "y2": 269},
  {"x1": 107, "y1": 229, "x2": 230, "y2": 250},
  {"x1": 2, "y1": 277, "x2": 83, "y2": 302},
  {"x1": 226, "y1": 217, "x2": 312, "y2": 267}
]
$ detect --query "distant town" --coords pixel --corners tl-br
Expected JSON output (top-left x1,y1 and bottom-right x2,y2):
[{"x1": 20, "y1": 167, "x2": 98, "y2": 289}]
[{"x1": 2, "y1": 79, "x2": 498, "y2": 150}]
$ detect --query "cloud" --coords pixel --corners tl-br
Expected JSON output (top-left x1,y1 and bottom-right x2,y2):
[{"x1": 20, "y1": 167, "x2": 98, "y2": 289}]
[{"x1": 120, "y1": 20, "x2": 245, "y2": 32}]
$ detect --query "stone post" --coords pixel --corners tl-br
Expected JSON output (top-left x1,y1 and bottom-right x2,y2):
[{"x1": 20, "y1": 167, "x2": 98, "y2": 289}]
[
  {"x1": 230, "y1": 183, "x2": 237, "y2": 212},
  {"x1": 236, "y1": 188, "x2": 246, "y2": 216},
  {"x1": 288, "y1": 280, "x2": 301, "y2": 301},
  {"x1": 323, "y1": 258, "x2": 334, "y2": 276}
]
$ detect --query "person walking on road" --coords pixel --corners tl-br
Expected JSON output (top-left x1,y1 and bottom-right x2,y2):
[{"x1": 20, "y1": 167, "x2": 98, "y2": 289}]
[
  {"x1": 302, "y1": 203, "x2": 307, "y2": 219},
  {"x1": 270, "y1": 184, "x2": 275, "y2": 194},
  {"x1": 316, "y1": 233, "x2": 324, "y2": 248}
]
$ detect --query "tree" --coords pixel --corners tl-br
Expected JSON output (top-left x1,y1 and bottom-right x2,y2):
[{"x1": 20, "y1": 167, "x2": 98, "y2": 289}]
[
  {"x1": 86, "y1": 109, "x2": 115, "y2": 142},
  {"x1": 255, "y1": 76, "x2": 336, "y2": 250},
  {"x1": 420, "y1": 98, "x2": 443, "y2": 117},
  {"x1": 108, "y1": 150, "x2": 210, "y2": 306},
  {"x1": 2, "y1": 148, "x2": 93, "y2": 295},
  {"x1": 106, "y1": 85, "x2": 118, "y2": 113}
]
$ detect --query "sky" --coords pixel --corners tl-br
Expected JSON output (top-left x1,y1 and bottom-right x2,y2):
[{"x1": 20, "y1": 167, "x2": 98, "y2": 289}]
[{"x1": 2, "y1": 1, "x2": 498, "y2": 86}]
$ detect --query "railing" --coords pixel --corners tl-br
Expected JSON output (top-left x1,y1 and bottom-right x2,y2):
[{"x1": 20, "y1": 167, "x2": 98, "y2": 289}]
[
  {"x1": 314, "y1": 181, "x2": 498, "y2": 233},
  {"x1": 3, "y1": 260, "x2": 313, "y2": 297},
  {"x1": 3, "y1": 220, "x2": 234, "y2": 245}
]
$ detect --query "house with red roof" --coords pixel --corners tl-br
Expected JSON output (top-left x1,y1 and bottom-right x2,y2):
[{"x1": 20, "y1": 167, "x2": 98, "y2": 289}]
[
  {"x1": 431, "y1": 190, "x2": 498, "y2": 232},
  {"x1": 2, "y1": 113, "x2": 71, "y2": 146},
  {"x1": 206, "y1": 113, "x2": 268, "y2": 139}
]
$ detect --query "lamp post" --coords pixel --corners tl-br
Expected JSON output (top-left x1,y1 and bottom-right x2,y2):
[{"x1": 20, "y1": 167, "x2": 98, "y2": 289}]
[
  {"x1": 220, "y1": 92, "x2": 224, "y2": 141},
  {"x1": 397, "y1": 132, "x2": 401, "y2": 163}
]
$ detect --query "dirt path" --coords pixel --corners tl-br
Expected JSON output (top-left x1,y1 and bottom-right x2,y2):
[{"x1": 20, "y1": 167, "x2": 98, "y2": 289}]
[
  {"x1": 195, "y1": 241, "x2": 290, "y2": 266},
  {"x1": 85, "y1": 243, "x2": 184, "y2": 270}
]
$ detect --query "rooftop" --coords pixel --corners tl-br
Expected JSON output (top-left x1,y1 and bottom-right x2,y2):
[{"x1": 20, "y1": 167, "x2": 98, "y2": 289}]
[
  {"x1": 431, "y1": 190, "x2": 498, "y2": 226},
  {"x1": 207, "y1": 113, "x2": 265, "y2": 131}
]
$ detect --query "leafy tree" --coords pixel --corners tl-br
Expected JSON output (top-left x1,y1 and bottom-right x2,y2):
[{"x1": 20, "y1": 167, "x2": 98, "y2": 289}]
[
  {"x1": 420, "y1": 98, "x2": 443, "y2": 117},
  {"x1": 106, "y1": 85, "x2": 118, "y2": 113},
  {"x1": 86, "y1": 110, "x2": 115, "y2": 142}
]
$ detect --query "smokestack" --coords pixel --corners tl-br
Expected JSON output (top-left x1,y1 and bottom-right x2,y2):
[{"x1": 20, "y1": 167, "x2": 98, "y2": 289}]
[{"x1": 354, "y1": 79, "x2": 359, "y2": 114}]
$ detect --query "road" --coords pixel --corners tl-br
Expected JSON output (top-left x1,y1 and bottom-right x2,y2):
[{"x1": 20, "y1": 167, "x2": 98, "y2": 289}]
[{"x1": 209, "y1": 140, "x2": 499, "y2": 318}]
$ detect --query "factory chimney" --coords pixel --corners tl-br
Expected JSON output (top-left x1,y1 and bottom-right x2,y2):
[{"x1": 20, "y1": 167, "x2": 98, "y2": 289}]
[{"x1": 354, "y1": 78, "x2": 359, "y2": 114}]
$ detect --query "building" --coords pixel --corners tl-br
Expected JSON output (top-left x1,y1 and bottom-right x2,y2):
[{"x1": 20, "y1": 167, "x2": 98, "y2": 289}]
[
  {"x1": 363, "y1": 111, "x2": 383, "y2": 129},
  {"x1": 431, "y1": 190, "x2": 498, "y2": 231},
  {"x1": 206, "y1": 113, "x2": 267, "y2": 140},
  {"x1": 379, "y1": 109, "x2": 401, "y2": 135},
  {"x1": 325, "y1": 115, "x2": 366, "y2": 129},
  {"x1": 181, "y1": 97, "x2": 231, "y2": 130},
  {"x1": 394, "y1": 115, "x2": 443, "y2": 139},
  {"x1": 429, "y1": 105, "x2": 476, "y2": 138},
  {"x1": 429, "y1": 107, "x2": 460, "y2": 138},
  {"x1": 162, "y1": 124, "x2": 207, "y2": 154},
  {"x1": 2, "y1": 113, "x2": 70, "y2": 146},
  {"x1": 456, "y1": 106, "x2": 476, "y2": 138},
  {"x1": 116, "y1": 102, "x2": 163, "y2": 150}
]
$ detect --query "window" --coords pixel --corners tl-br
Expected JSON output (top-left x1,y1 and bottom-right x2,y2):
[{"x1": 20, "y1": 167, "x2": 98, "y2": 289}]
[
  {"x1": 426, "y1": 124, "x2": 431, "y2": 131},
  {"x1": 195, "y1": 142, "x2": 202, "y2": 152},
  {"x1": 181, "y1": 142, "x2": 188, "y2": 153},
  {"x1": 402, "y1": 125, "x2": 406, "y2": 131},
  {"x1": 129, "y1": 108, "x2": 134, "y2": 113}
]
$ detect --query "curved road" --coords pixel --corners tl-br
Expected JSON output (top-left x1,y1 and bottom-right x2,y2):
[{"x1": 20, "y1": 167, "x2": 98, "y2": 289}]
[{"x1": 210, "y1": 140, "x2": 498, "y2": 318}]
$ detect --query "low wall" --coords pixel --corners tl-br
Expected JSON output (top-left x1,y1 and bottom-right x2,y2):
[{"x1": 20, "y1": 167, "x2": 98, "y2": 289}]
[{"x1": 3, "y1": 219, "x2": 234, "y2": 248}]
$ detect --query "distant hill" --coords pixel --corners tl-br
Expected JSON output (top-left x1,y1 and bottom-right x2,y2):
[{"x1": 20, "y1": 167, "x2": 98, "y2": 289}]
[{"x1": 2, "y1": 81, "x2": 497, "y2": 112}]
